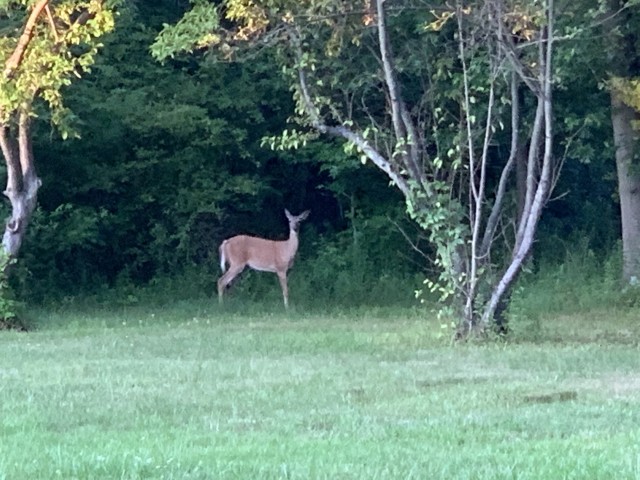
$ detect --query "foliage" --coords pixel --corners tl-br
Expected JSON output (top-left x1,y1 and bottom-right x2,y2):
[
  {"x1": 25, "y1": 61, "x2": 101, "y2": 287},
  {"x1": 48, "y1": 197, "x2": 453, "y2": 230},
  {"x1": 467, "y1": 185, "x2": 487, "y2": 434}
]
[
  {"x1": 0, "y1": 0, "x2": 116, "y2": 135},
  {"x1": 507, "y1": 242, "x2": 640, "y2": 340},
  {"x1": 5, "y1": 0, "x2": 419, "y2": 304},
  {"x1": 0, "y1": 0, "x2": 624, "y2": 321},
  {"x1": 151, "y1": 0, "x2": 570, "y2": 334},
  {"x1": 150, "y1": 1, "x2": 219, "y2": 60},
  {"x1": 610, "y1": 76, "x2": 640, "y2": 130},
  {"x1": 0, "y1": 251, "x2": 21, "y2": 327},
  {"x1": 152, "y1": 0, "x2": 464, "y2": 305},
  {"x1": 295, "y1": 214, "x2": 422, "y2": 308},
  {"x1": 0, "y1": 0, "x2": 118, "y2": 316},
  {"x1": 17, "y1": 2, "x2": 299, "y2": 297}
]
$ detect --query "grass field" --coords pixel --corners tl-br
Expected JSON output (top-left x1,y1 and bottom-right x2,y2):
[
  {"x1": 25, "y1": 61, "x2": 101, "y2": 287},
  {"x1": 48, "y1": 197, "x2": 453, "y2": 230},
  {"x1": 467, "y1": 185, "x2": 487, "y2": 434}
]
[{"x1": 1, "y1": 301, "x2": 640, "y2": 479}]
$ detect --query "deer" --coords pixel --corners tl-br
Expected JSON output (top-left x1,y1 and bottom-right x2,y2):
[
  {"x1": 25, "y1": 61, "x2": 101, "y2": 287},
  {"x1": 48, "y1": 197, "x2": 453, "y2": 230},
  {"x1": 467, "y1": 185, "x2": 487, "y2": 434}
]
[{"x1": 217, "y1": 209, "x2": 310, "y2": 308}]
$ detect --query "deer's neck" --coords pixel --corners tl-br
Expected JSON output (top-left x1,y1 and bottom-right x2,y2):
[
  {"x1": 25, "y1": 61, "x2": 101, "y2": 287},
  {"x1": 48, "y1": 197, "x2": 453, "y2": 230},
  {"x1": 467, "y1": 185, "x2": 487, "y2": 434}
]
[{"x1": 285, "y1": 229, "x2": 299, "y2": 250}]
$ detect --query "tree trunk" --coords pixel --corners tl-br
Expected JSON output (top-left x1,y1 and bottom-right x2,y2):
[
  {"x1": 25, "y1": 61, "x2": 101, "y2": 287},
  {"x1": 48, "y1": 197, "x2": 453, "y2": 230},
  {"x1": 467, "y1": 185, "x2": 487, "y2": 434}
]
[
  {"x1": 611, "y1": 92, "x2": 640, "y2": 283},
  {"x1": 516, "y1": 146, "x2": 527, "y2": 222},
  {"x1": 2, "y1": 173, "x2": 40, "y2": 257},
  {"x1": 0, "y1": 112, "x2": 40, "y2": 260},
  {"x1": 479, "y1": 0, "x2": 555, "y2": 330}
]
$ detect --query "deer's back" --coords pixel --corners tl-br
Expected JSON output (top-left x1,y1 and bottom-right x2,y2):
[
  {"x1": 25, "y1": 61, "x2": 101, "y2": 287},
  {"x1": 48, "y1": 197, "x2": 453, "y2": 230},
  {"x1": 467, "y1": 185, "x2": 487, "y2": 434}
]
[{"x1": 223, "y1": 234, "x2": 297, "y2": 272}]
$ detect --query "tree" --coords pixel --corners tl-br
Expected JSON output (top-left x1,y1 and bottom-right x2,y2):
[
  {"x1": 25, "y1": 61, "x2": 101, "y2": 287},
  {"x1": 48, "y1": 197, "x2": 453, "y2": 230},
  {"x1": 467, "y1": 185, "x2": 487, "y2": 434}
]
[
  {"x1": 152, "y1": 0, "x2": 564, "y2": 336},
  {"x1": 0, "y1": 0, "x2": 115, "y2": 263},
  {"x1": 600, "y1": 0, "x2": 640, "y2": 284}
]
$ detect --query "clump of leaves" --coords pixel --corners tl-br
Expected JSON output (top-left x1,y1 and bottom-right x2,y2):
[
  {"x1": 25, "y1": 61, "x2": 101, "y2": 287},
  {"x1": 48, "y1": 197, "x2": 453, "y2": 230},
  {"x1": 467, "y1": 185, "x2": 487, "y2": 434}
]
[{"x1": 0, "y1": 253, "x2": 25, "y2": 330}]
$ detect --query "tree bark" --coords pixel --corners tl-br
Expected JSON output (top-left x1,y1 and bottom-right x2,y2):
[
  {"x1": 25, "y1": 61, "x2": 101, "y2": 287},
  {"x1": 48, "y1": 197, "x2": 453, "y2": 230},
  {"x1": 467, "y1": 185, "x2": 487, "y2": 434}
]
[
  {"x1": 611, "y1": 92, "x2": 640, "y2": 283},
  {"x1": 516, "y1": 144, "x2": 527, "y2": 222},
  {"x1": 0, "y1": 111, "x2": 40, "y2": 258}
]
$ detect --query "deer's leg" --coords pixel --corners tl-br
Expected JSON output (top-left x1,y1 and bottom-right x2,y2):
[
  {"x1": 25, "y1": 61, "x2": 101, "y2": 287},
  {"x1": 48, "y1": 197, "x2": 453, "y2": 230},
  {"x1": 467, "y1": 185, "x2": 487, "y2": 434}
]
[
  {"x1": 218, "y1": 265, "x2": 244, "y2": 304},
  {"x1": 276, "y1": 271, "x2": 289, "y2": 308}
]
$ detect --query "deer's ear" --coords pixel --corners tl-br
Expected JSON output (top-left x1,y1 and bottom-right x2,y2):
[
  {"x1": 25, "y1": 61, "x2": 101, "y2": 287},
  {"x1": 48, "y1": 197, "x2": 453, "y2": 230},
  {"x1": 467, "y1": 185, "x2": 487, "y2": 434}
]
[
  {"x1": 300, "y1": 210, "x2": 310, "y2": 220},
  {"x1": 285, "y1": 209, "x2": 292, "y2": 219}
]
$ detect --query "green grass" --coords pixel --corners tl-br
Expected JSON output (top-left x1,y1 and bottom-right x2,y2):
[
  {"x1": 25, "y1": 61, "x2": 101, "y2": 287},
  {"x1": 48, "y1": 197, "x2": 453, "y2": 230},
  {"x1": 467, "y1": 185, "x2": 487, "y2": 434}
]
[{"x1": 2, "y1": 302, "x2": 640, "y2": 479}]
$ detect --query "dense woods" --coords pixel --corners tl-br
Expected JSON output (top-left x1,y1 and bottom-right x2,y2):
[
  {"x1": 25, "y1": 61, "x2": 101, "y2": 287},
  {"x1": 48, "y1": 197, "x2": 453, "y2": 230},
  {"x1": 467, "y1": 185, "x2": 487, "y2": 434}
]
[{"x1": 1, "y1": 0, "x2": 638, "y2": 333}]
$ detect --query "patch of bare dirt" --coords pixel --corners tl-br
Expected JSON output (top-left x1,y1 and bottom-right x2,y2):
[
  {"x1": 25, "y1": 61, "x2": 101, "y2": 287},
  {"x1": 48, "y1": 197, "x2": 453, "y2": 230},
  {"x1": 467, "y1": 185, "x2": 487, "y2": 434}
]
[{"x1": 576, "y1": 374, "x2": 640, "y2": 398}]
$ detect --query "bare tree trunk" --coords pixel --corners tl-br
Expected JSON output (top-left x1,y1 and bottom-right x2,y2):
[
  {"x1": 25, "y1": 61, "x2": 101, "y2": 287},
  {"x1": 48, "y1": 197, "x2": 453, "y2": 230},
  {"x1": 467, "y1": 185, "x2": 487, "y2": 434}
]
[
  {"x1": 0, "y1": 111, "x2": 40, "y2": 259},
  {"x1": 611, "y1": 92, "x2": 640, "y2": 283},
  {"x1": 599, "y1": 0, "x2": 640, "y2": 284},
  {"x1": 480, "y1": 0, "x2": 555, "y2": 328},
  {"x1": 3, "y1": 170, "x2": 40, "y2": 258}
]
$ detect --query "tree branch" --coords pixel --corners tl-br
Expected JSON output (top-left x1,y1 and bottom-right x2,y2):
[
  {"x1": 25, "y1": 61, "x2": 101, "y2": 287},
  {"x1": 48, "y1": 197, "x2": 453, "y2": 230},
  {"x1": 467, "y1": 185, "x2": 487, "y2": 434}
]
[
  {"x1": 290, "y1": 27, "x2": 411, "y2": 198},
  {"x1": 45, "y1": 5, "x2": 59, "y2": 43},
  {"x1": 4, "y1": 0, "x2": 51, "y2": 79},
  {"x1": 321, "y1": 123, "x2": 412, "y2": 198},
  {"x1": 480, "y1": 71, "x2": 519, "y2": 257},
  {"x1": 18, "y1": 108, "x2": 36, "y2": 185},
  {"x1": 375, "y1": 0, "x2": 425, "y2": 188},
  {"x1": 0, "y1": 126, "x2": 20, "y2": 195},
  {"x1": 387, "y1": 215, "x2": 431, "y2": 264}
]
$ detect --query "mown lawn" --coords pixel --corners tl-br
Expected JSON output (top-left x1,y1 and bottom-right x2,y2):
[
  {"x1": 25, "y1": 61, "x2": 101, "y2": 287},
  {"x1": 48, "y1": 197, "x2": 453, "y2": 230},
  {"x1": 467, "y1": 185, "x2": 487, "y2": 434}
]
[{"x1": 1, "y1": 303, "x2": 640, "y2": 479}]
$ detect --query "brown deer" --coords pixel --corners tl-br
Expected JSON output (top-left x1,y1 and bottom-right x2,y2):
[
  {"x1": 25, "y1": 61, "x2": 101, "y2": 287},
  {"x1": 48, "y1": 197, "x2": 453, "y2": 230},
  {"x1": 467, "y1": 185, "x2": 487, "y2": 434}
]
[{"x1": 217, "y1": 209, "x2": 310, "y2": 307}]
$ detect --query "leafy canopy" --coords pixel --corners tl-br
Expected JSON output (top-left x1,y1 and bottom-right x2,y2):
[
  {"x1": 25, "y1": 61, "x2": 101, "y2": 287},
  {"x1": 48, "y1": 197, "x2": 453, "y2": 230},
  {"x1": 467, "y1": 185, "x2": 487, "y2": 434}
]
[{"x1": 0, "y1": 0, "x2": 116, "y2": 135}]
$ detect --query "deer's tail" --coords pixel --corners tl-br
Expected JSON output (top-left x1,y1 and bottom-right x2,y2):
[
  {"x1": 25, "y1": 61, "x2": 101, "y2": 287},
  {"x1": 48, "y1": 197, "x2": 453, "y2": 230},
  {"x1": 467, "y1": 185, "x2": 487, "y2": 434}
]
[{"x1": 219, "y1": 241, "x2": 227, "y2": 272}]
